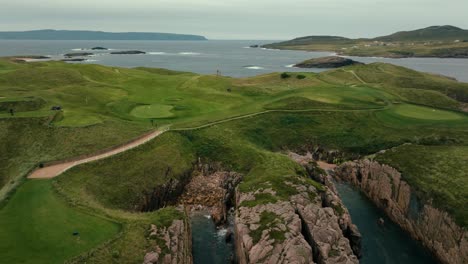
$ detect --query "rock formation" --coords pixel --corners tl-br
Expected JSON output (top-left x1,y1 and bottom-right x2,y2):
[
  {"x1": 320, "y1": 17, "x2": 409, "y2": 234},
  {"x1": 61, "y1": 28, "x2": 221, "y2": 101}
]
[
  {"x1": 64, "y1": 52, "x2": 94, "y2": 57},
  {"x1": 178, "y1": 169, "x2": 242, "y2": 225},
  {"x1": 110, "y1": 50, "x2": 146, "y2": 55},
  {"x1": 235, "y1": 154, "x2": 361, "y2": 264},
  {"x1": 294, "y1": 56, "x2": 363, "y2": 68},
  {"x1": 335, "y1": 160, "x2": 468, "y2": 264},
  {"x1": 143, "y1": 208, "x2": 192, "y2": 264}
]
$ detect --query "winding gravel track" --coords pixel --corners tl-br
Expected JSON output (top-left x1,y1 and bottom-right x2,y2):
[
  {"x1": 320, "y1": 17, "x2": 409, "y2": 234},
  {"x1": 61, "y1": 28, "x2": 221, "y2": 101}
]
[
  {"x1": 28, "y1": 103, "x2": 387, "y2": 179},
  {"x1": 28, "y1": 129, "x2": 166, "y2": 179}
]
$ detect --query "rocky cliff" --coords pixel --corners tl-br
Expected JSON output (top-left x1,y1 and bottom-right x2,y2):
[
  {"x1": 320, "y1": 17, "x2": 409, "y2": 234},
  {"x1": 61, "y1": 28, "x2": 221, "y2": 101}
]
[
  {"x1": 235, "y1": 156, "x2": 361, "y2": 264},
  {"x1": 335, "y1": 160, "x2": 468, "y2": 264},
  {"x1": 143, "y1": 207, "x2": 193, "y2": 264}
]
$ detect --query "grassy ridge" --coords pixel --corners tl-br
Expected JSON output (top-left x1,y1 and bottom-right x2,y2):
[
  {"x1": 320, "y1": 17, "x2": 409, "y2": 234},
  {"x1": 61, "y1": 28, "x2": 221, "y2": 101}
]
[
  {"x1": 375, "y1": 145, "x2": 468, "y2": 227},
  {"x1": 1, "y1": 58, "x2": 468, "y2": 262}
]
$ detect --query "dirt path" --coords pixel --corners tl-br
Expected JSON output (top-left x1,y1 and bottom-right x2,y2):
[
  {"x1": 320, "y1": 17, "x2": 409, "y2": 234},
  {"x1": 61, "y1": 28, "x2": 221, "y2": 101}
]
[
  {"x1": 28, "y1": 104, "x2": 386, "y2": 179},
  {"x1": 28, "y1": 129, "x2": 167, "y2": 179},
  {"x1": 346, "y1": 70, "x2": 366, "y2": 84}
]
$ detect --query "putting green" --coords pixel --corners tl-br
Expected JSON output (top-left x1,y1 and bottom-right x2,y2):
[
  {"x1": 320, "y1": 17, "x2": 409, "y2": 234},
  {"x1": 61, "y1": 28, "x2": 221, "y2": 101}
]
[
  {"x1": 392, "y1": 104, "x2": 464, "y2": 120},
  {"x1": 130, "y1": 104, "x2": 175, "y2": 118},
  {"x1": 0, "y1": 180, "x2": 120, "y2": 264}
]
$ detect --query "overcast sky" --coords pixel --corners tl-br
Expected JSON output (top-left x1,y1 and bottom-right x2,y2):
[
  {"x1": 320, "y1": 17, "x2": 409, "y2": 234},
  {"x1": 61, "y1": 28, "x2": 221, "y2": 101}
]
[{"x1": 1, "y1": 0, "x2": 467, "y2": 40}]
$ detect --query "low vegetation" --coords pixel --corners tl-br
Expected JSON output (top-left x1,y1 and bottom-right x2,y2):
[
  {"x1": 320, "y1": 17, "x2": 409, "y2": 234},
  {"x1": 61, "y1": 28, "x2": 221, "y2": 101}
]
[
  {"x1": 375, "y1": 145, "x2": 468, "y2": 227},
  {"x1": 0, "y1": 57, "x2": 467, "y2": 262}
]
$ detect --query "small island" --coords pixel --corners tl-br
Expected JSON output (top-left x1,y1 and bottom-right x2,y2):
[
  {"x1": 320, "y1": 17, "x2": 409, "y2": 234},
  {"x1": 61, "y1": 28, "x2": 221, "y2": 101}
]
[
  {"x1": 294, "y1": 56, "x2": 363, "y2": 68},
  {"x1": 110, "y1": 50, "x2": 146, "y2": 55},
  {"x1": 91, "y1": 47, "x2": 108, "y2": 50},
  {"x1": 64, "y1": 52, "x2": 94, "y2": 57}
]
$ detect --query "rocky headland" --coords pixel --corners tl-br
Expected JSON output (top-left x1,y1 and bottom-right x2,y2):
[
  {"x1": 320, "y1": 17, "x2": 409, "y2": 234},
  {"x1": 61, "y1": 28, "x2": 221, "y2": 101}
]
[
  {"x1": 234, "y1": 152, "x2": 361, "y2": 264},
  {"x1": 294, "y1": 56, "x2": 363, "y2": 68},
  {"x1": 334, "y1": 159, "x2": 468, "y2": 264}
]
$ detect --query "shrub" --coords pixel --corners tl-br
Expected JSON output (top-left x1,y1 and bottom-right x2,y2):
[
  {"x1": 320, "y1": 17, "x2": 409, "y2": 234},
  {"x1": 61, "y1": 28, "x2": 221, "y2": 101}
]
[
  {"x1": 296, "y1": 75, "x2": 306, "y2": 79},
  {"x1": 280, "y1": 72, "x2": 291, "y2": 79}
]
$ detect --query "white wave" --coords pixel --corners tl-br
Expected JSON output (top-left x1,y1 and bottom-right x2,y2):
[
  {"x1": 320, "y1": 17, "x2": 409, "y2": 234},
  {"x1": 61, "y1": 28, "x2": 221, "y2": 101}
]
[
  {"x1": 244, "y1": 65, "x2": 265, "y2": 70},
  {"x1": 71, "y1": 48, "x2": 84, "y2": 51},
  {"x1": 217, "y1": 228, "x2": 228, "y2": 237},
  {"x1": 84, "y1": 59, "x2": 99, "y2": 62},
  {"x1": 285, "y1": 64, "x2": 296, "y2": 68},
  {"x1": 178, "y1": 52, "x2": 201, "y2": 55},
  {"x1": 148, "y1": 52, "x2": 167, "y2": 55}
]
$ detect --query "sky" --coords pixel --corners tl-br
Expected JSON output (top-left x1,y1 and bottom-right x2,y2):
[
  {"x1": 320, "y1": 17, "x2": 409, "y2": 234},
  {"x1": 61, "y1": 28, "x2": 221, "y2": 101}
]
[{"x1": 1, "y1": 0, "x2": 467, "y2": 40}]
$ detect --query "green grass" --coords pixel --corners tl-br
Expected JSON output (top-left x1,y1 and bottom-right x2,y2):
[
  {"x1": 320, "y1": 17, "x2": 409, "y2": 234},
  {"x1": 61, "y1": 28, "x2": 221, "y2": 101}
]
[
  {"x1": 0, "y1": 180, "x2": 120, "y2": 264},
  {"x1": 130, "y1": 103, "x2": 175, "y2": 118},
  {"x1": 375, "y1": 145, "x2": 468, "y2": 227},
  {"x1": 1, "y1": 58, "x2": 468, "y2": 263},
  {"x1": 391, "y1": 104, "x2": 465, "y2": 120},
  {"x1": 250, "y1": 211, "x2": 286, "y2": 244}
]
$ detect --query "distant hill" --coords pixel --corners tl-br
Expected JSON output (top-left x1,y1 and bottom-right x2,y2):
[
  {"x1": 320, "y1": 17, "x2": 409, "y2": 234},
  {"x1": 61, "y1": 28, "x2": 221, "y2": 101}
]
[
  {"x1": 280, "y1": 36, "x2": 352, "y2": 45},
  {"x1": 263, "y1": 25, "x2": 468, "y2": 58},
  {"x1": 374, "y1": 25, "x2": 468, "y2": 42},
  {"x1": 0, "y1": 29, "x2": 207, "y2": 41},
  {"x1": 266, "y1": 25, "x2": 468, "y2": 47}
]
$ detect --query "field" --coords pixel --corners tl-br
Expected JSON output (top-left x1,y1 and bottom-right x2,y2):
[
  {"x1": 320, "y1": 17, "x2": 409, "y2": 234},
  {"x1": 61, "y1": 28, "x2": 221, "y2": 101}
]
[
  {"x1": 1, "y1": 57, "x2": 467, "y2": 262},
  {"x1": 0, "y1": 180, "x2": 120, "y2": 264}
]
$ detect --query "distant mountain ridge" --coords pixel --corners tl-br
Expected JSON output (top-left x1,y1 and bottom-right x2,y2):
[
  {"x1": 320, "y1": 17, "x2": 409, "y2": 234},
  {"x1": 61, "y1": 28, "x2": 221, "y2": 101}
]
[
  {"x1": 263, "y1": 25, "x2": 468, "y2": 58},
  {"x1": 268, "y1": 25, "x2": 468, "y2": 46},
  {"x1": 374, "y1": 25, "x2": 468, "y2": 41},
  {"x1": 0, "y1": 29, "x2": 207, "y2": 41}
]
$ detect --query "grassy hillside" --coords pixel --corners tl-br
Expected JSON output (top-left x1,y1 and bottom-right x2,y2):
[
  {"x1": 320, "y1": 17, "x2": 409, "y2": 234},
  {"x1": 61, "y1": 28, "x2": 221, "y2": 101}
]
[
  {"x1": 0, "y1": 180, "x2": 120, "y2": 264},
  {"x1": 264, "y1": 26, "x2": 468, "y2": 58},
  {"x1": 375, "y1": 145, "x2": 468, "y2": 227},
  {"x1": 1, "y1": 58, "x2": 467, "y2": 262},
  {"x1": 375, "y1": 25, "x2": 468, "y2": 42}
]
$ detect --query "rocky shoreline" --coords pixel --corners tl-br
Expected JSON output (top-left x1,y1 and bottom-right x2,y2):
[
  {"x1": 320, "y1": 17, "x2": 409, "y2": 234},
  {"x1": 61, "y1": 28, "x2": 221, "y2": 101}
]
[
  {"x1": 143, "y1": 207, "x2": 193, "y2": 264},
  {"x1": 234, "y1": 153, "x2": 361, "y2": 264},
  {"x1": 334, "y1": 159, "x2": 468, "y2": 264}
]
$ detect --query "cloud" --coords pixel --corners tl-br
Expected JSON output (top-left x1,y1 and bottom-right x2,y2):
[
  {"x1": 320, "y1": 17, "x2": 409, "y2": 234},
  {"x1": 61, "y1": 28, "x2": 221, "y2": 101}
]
[{"x1": 1, "y1": 0, "x2": 467, "y2": 39}]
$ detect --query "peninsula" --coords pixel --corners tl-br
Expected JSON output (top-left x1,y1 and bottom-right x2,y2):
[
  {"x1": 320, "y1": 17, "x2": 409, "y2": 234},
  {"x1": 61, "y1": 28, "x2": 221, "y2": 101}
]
[
  {"x1": 264, "y1": 25, "x2": 468, "y2": 58},
  {"x1": 0, "y1": 29, "x2": 207, "y2": 41}
]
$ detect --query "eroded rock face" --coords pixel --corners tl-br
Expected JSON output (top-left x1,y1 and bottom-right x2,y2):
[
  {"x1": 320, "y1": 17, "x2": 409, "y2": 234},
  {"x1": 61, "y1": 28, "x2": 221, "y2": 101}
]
[
  {"x1": 143, "y1": 209, "x2": 192, "y2": 264},
  {"x1": 235, "y1": 177, "x2": 360, "y2": 264},
  {"x1": 335, "y1": 160, "x2": 468, "y2": 264},
  {"x1": 178, "y1": 168, "x2": 242, "y2": 225}
]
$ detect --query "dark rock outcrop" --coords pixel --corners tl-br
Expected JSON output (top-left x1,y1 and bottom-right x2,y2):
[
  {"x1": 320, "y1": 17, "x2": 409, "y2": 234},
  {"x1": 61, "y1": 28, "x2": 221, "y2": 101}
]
[
  {"x1": 64, "y1": 52, "x2": 94, "y2": 57},
  {"x1": 294, "y1": 56, "x2": 363, "y2": 68},
  {"x1": 139, "y1": 169, "x2": 193, "y2": 212},
  {"x1": 335, "y1": 160, "x2": 468, "y2": 264},
  {"x1": 110, "y1": 50, "x2": 146, "y2": 55},
  {"x1": 91, "y1": 47, "x2": 108, "y2": 50},
  {"x1": 61, "y1": 58, "x2": 87, "y2": 62}
]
